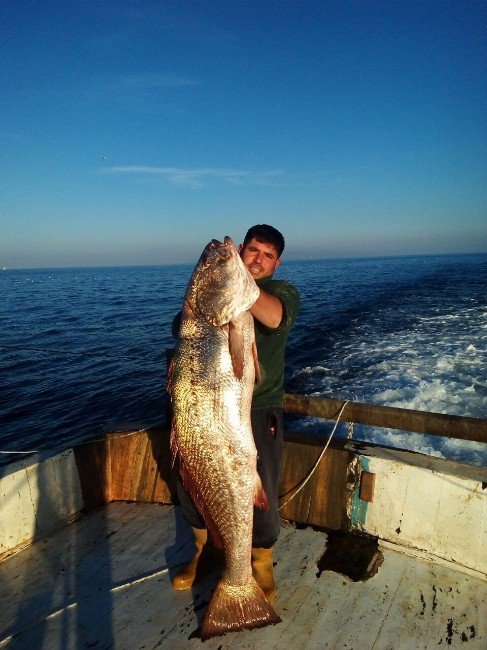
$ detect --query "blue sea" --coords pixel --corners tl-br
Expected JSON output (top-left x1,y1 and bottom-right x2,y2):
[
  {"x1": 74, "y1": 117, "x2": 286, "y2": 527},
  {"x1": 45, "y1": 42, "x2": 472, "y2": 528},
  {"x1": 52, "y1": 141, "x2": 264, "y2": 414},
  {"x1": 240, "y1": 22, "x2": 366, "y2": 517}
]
[{"x1": 1, "y1": 253, "x2": 486, "y2": 469}]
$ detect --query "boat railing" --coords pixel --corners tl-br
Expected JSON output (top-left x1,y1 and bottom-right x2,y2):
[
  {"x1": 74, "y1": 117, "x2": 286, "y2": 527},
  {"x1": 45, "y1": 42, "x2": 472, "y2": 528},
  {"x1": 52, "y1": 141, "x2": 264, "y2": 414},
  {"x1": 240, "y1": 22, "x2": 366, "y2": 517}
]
[
  {"x1": 283, "y1": 392, "x2": 487, "y2": 444},
  {"x1": 2, "y1": 392, "x2": 486, "y2": 572}
]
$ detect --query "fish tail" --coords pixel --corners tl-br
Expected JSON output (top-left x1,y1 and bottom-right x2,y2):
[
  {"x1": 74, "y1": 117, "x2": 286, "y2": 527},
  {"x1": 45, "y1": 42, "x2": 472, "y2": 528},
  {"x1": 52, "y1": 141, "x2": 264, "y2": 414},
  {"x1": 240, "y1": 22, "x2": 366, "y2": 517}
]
[
  {"x1": 174, "y1": 448, "x2": 224, "y2": 549},
  {"x1": 200, "y1": 578, "x2": 281, "y2": 640}
]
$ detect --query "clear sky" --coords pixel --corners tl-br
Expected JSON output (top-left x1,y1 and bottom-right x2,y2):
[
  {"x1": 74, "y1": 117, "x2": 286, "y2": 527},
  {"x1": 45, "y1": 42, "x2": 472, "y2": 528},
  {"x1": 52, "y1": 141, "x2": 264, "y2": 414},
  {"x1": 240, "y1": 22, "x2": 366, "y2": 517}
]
[{"x1": 1, "y1": 0, "x2": 486, "y2": 268}]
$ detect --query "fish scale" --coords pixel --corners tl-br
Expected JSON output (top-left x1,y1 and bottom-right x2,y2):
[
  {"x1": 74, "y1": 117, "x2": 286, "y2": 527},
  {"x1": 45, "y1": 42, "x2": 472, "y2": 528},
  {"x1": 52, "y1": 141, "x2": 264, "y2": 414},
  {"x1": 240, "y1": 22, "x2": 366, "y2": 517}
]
[{"x1": 169, "y1": 236, "x2": 281, "y2": 639}]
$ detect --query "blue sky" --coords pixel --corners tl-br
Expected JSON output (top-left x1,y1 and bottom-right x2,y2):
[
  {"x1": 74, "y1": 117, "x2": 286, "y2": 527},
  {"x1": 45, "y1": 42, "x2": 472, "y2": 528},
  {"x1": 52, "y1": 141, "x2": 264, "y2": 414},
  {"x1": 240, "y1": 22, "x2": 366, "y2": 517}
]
[{"x1": 1, "y1": 0, "x2": 486, "y2": 268}]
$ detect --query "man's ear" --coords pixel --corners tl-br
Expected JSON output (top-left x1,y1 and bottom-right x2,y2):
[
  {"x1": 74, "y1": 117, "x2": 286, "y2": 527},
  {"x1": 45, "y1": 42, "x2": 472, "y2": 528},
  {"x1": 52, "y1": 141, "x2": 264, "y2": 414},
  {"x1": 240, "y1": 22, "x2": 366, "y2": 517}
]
[
  {"x1": 275, "y1": 258, "x2": 282, "y2": 269},
  {"x1": 238, "y1": 244, "x2": 243, "y2": 254}
]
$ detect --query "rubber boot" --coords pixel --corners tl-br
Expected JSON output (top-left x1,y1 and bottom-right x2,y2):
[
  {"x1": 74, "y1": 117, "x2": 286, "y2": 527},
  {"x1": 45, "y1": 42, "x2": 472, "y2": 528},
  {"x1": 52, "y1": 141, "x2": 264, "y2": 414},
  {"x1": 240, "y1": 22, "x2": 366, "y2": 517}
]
[
  {"x1": 251, "y1": 547, "x2": 276, "y2": 603},
  {"x1": 172, "y1": 527, "x2": 208, "y2": 590}
]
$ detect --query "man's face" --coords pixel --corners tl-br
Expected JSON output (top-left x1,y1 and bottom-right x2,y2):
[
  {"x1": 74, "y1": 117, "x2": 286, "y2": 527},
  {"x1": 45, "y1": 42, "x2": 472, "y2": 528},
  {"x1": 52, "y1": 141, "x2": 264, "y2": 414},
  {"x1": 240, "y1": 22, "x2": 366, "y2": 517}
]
[{"x1": 239, "y1": 237, "x2": 281, "y2": 280}]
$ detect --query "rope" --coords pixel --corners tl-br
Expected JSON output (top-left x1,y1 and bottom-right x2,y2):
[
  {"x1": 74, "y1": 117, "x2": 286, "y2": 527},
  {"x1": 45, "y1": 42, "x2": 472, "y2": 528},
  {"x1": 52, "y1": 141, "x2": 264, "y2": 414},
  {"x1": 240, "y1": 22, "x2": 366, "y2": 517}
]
[
  {"x1": 0, "y1": 428, "x2": 152, "y2": 457},
  {"x1": 278, "y1": 400, "x2": 350, "y2": 511},
  {"x1": 0, "y1": 450, "x2": 40, "y2": 455}
]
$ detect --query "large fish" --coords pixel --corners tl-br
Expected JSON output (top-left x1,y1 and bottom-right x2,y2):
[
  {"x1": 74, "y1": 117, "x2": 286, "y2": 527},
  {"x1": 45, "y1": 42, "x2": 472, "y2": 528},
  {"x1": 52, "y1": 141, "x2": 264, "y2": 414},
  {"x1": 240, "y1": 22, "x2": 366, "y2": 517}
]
[{"x1": 169, "y1": 236, "x2": 281, "y2": 639}]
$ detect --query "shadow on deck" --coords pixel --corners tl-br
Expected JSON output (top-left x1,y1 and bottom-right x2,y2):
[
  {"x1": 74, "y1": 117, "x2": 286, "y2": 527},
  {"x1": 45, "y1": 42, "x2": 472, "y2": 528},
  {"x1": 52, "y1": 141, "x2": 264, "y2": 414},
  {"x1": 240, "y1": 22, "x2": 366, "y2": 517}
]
[{"x1": 0, "y1": 502, "x2": 485, "y2": 649}]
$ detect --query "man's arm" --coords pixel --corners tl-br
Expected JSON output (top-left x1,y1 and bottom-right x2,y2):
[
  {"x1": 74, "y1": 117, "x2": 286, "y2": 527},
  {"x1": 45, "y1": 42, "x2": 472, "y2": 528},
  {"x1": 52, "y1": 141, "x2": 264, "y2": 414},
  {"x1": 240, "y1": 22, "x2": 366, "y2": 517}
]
[{"x1": 249, "y1": 288, "x2": 283, "y2": 329}]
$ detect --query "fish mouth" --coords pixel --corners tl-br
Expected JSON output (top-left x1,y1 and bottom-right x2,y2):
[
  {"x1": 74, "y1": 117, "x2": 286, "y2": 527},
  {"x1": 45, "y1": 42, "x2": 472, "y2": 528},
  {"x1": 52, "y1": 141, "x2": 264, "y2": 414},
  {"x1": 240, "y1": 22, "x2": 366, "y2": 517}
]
[
  {"x1": 210, "y1": 236, "x2": 235, "y2": 259},
  {"x1": 211, "y1": 236, "x2": 233, "y2": 247}
]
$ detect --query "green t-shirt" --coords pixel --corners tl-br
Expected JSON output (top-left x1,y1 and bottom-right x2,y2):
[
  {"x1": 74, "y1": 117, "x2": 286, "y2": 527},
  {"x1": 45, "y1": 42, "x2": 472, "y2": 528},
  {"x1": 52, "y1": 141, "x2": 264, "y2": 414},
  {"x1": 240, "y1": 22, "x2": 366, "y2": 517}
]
[{"x1": 252, "y1": 276, "x2": 300, "y2": 409}]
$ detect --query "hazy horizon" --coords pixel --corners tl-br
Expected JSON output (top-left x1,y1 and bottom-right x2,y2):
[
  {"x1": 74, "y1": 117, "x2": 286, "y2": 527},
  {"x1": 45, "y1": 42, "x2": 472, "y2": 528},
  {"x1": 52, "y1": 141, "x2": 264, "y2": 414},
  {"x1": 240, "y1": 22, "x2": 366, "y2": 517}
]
[
  {"x1": 2, "y1": 1, "x2": 486, "y2": 270},
  {"x1": 3, "y1": 249, "x2": 486, "y2": 273}
]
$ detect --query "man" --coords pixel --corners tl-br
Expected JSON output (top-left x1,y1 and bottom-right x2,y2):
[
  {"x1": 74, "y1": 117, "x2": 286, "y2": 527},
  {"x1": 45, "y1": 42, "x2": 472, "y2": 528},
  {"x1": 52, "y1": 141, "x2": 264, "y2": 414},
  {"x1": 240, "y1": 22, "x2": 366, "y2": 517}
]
[{"x1": 172, "y1": 224, "x2": 300, "y2": 603}]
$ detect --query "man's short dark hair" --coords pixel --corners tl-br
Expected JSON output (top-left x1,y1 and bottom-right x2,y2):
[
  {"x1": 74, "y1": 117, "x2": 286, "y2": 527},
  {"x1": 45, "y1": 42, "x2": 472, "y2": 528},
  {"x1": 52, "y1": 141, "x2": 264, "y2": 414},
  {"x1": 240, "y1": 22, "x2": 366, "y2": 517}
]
[{"x1": 242, "y1": 224, "x2": 285, "y2": 258}]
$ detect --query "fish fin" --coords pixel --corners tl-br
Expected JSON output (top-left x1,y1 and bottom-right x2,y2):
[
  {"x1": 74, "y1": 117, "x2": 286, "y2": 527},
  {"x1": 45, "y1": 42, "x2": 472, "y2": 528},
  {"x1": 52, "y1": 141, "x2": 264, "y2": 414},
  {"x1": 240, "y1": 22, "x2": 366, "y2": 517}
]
[
  {"x1": 206, "y1": 518, "x2": 224, "y2": 551},
  {"x1": 177, "y1": 455, "x2": 224, "y2": 550},
  {"x1": 169, "y1": 421, "x2": 179, "y2": 468},
  {"x1": 166, "y1": 358, "x2": 174, "y2": 395},
  {"x1": 252, "y1": 340, "x2": 261, "y2": 383},
  {"x1": 228, "y1": 319, "x2": 245, "y2": 380},
  {"x1": 200, "y1": 578, "x2": 281, "y2": 640},
  {"x1": 253, "y1": 471, "x2": 269, "y2": 510}
]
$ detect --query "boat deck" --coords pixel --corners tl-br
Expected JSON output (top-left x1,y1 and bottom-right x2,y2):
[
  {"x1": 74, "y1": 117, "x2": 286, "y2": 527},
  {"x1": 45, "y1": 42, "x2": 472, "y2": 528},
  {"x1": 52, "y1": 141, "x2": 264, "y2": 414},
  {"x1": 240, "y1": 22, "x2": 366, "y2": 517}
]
[{"x1": 0, "y1": 502, "x2": 485, "y2": 649}]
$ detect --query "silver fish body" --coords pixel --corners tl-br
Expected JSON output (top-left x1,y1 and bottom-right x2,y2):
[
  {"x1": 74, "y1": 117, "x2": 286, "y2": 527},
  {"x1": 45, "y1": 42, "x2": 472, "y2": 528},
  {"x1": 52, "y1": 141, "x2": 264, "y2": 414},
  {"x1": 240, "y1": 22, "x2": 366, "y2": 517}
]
[{"x1": 169, "y1": 237, "x2": 280, "y2": 639}]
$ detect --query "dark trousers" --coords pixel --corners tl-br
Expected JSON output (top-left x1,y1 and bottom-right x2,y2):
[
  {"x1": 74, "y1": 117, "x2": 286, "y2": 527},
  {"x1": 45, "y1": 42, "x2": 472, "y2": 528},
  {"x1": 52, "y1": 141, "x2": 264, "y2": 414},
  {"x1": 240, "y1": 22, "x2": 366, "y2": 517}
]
[{"x1": 176, "y1": 407, "x2": 284, "y2": 548}]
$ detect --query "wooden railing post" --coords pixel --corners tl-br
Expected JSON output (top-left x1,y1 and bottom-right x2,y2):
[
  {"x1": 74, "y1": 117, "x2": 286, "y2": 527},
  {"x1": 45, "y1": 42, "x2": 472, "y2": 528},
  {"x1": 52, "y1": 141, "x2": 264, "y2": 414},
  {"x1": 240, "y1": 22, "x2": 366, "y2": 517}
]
[{"x1": 283, "y1": 393, "x2": 487, "y2": 444}]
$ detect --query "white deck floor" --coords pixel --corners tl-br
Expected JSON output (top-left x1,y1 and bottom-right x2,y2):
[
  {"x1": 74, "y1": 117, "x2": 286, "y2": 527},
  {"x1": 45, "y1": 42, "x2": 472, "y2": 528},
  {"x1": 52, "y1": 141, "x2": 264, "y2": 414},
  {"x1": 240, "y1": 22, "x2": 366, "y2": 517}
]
[{"x1": 0, "y1": 502, "x2": 485, "y2": 649}]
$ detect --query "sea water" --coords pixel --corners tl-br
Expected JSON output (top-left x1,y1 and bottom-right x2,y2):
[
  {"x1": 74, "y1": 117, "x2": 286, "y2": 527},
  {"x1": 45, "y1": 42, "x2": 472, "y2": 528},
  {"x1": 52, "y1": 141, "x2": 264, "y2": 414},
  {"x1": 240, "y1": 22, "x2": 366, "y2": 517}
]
[{"x1": 0, "y1": 253, "x2": 485, "y2": 468}]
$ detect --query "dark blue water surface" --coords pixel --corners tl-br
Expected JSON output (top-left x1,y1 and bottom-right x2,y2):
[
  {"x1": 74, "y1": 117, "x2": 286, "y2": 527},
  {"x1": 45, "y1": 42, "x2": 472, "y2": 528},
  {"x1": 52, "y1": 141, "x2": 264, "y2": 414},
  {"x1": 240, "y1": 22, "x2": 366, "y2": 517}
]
[{"x1": 1, "y1": 253, "x2": 486, "y2": 467}]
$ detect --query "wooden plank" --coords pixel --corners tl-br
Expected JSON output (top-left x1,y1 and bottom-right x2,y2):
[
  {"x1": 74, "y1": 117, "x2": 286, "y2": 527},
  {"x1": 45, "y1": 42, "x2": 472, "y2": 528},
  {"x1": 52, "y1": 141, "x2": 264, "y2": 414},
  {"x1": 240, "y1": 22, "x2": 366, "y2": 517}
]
[
  {"x1": 267, "y1": 543, "x2": 403, "y2": 649},
  {"x1": 284, "y1": 393, "x2": 487, "y2": 443},
  {"x1": 433, "y1": 472, "x2": 486, "y2": 573},
  {"x1": 134, "y1": 433, "x2": 159, "y2": 502},
  {"x1": 115, "y1": 563, "x2": 215, "y2": 648},
  {"x1": 104, "y1": 429, "x2": 175, "y2": 504},
  {"x1": 79, "y1": 508, "x2": 197, "y2": 650},
  {"x1": 0, "y1": 450, "x2": 84, "y2": 560},
  {"x1": 199, "y1": 523, "x2": 329, "y2": 649},
  {"x1": 279, "y1": 444, "x2": 353, "y2": 530},
  {"x1": 0, "y1": 503, "x2": 183, "y2": 647},
  {"x1": 143, "y1": 428, "x2": 176, "y2": 504},
  {"x1": 127, "y1": 432, "x2": 150, "y2": 501},
  {"x1": 309, "y1": 550, "x2": 411, "y2": 649},
  {"x1": 0, "y1": 465, "x2": 36, "y2": 556},
  {"x1": 109, "y1": 432, "x2": 139, "y2": 501},
  {"x1": 357, "y1": 459, "x2": 412, "y2": 541},
  {"x1": 359, "y1": 471, "x2": 376, "y2": 502},
  {"x1": 358, "y1": 457, "x2": 487, "y2": 576},
  {"x1": 74, "y1": 438, "x2": 111, "y2": 508},
  {"x1": 341, "y1": 438, "x2": 487, "y2": 483},
  {"x1": 370, "y1": 550, "x2": 487, "y2": 649},
  {"x1": 279, "y1": 440, "x2": 316, "y2": 524},
  {"x1": 2, "y1": 503, "x2": 486, "y2": 649},
  {"x1": 0, "y1": 503, "x2": 143, "y2": 635},
  {"x1": 307, "y1": 448, "x2": 352, "y2": 529},
  {"x1": 72, "y1": 427, "x2": 486, "y2": 522}
]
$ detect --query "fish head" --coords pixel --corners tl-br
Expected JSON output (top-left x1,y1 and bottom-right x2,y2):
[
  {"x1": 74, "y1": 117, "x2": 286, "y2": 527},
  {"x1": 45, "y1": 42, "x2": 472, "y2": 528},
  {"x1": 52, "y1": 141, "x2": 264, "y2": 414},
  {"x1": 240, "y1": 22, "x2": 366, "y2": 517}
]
[{"x1": 188, "y1": 236, "x2": 259, "y2": 327}]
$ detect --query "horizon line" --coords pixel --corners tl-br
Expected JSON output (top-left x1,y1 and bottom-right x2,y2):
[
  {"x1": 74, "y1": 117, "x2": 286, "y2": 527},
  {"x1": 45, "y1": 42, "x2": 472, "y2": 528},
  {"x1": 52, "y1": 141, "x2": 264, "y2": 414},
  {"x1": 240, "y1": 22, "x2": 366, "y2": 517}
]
[{"x1": 3, "y1": 250, "x2": 486, "y2": 272}]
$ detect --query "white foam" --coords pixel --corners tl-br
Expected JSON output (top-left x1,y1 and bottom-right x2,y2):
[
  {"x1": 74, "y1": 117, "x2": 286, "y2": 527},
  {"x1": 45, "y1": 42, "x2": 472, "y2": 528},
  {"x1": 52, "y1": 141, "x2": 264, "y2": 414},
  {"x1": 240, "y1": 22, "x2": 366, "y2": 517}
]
[
  {"x1": 435, "y1": 357, "x2": 455, "y2": 371},
  {"x1": 292, "y1": 365, "x2": 331, "y2": 377},
  {"x1": 292, "y1": 310, "x2": 486, "y2": 464}
]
